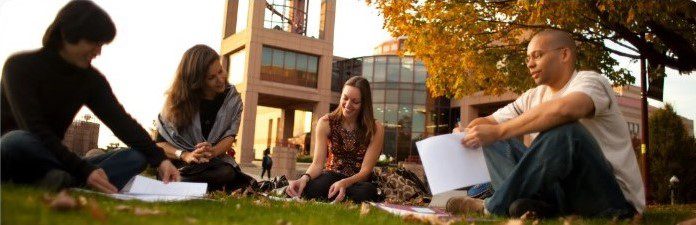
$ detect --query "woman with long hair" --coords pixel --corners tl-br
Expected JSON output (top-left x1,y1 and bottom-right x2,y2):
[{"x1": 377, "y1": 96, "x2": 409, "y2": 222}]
[
  {"x1": 155, "y1": 44, "x2": 251, "y2": 192},
  {"x1": 286, "y1": 76, "x2": 384, "y2": 203}
]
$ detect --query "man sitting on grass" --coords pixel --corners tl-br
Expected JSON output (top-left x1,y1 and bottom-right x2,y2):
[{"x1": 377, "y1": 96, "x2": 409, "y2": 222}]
[
  {"x1": 447, "y1": 29, "x2": 645, "y2": 219},
  {"x1": 1, "y1": 0, "x2": 179, "y2": 194}
]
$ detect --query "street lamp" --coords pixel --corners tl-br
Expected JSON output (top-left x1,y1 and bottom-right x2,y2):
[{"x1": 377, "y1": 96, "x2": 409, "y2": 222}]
[{"x1": 669, "y1": 175, "x2": 680, "y2": 205}]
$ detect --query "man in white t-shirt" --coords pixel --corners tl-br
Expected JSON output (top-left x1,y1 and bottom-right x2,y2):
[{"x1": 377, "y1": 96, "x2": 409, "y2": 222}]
[{"x1": 446, "y1": 30, "x2": 644, "y2": 218}]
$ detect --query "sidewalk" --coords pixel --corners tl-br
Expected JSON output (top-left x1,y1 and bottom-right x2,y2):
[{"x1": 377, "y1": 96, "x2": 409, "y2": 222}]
[{"x1": 240, "y1": 160, "x2": 311, "y2": 181}]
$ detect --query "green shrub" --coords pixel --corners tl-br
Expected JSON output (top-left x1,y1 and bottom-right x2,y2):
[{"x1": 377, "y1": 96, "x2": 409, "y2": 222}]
[{"x1": 647, "y1": 104, "x2": 696, "y2": 203}]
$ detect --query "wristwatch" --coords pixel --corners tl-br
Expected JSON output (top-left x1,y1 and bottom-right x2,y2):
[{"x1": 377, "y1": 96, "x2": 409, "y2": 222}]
[{"x1": 175, "y1": 150, "x2": 183, "y2": 159}]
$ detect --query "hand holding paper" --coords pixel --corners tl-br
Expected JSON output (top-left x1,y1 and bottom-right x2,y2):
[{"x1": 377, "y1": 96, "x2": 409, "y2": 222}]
[{"x1": 416, "y1": 132, "x2": 490, "y2": 195}]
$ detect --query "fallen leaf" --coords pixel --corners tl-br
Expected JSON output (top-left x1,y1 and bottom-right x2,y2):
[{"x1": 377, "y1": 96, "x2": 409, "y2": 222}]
[
  {"x1": 86, "y1": 199, "x2": 107, "y2": 222},
  {"x1": 114, "y1": 205, "x2": 132, "y2": 212},
  {"x1": 561, "y1": 215, "x2": 577, "y2": 225},
  {"x1": 677, "y1": 217, "x2": 696, "y2": 225},
  {"x1": 230, "y1": 188, "x2": 244, "y2": 198},
  {"x1": 26, "y1": 196, "x2": 36, "y2": 203},
  {"x1": 403, "y1": 214, "x2": 452, "y2": 225},
  {"x1": 631, "y1": 214, "x2": 644, "y2": 225},
  {"x1": 504, "y1": 219, "x2": 524, "y2": 225},
  {"x1": 520, "y1": 211, "x2": 535, "y2": 220},
  {"x1": 360, "y1": 203, "x2": 371, "y2": 216},
  {"x1": 185, "y1": 217, "x2": 199, "y2": 224},
  {"x1": 276, "y1": 219, "x2": 292, "y2": 225},
  {"x1": 42, "y1": 193, "x2": 53, "y2": 204},
  {"x1": 134, "y1": 207, "x2": 164, "y2": 216},
  {"x1": 253, "y1": 198, "x2": 270, "y2": 207},
  {"x1": 49, "y1": 190, "x2": 77, "y2": 211},
  {"x1": 77, "y1": 196, "x2": 88, "y2": 207}
]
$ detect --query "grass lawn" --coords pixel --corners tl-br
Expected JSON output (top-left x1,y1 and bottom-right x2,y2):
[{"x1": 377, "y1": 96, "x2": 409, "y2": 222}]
[{"x1": 2, "y1": 184, "x2": 695, "y2": 225}]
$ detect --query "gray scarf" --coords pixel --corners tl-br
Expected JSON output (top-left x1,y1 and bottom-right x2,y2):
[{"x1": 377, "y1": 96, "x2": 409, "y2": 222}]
[{"x1": 156, "y1": 85, "x2": 243, "y2": 166}]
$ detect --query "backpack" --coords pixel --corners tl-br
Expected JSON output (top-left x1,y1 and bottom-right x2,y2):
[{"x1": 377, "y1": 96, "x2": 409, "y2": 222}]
[{"x1": 372, "y1": 167, "x2": 431, "y2": 206}]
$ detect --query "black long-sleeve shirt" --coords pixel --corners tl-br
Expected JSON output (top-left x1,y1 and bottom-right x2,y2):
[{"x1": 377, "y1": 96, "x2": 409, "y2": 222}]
[{"x1": 1, "y1": 48, "x2": 165, "y2": 182}]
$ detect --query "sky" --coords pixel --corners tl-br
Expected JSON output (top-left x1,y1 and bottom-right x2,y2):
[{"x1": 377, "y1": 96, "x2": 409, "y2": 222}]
[{"x1": 0, "y1": 0, "x2": 694, "y2": 148}]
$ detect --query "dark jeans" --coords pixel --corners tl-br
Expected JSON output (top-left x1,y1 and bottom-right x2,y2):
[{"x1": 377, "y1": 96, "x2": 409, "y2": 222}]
[
  {"x1": 1, "y1": 130, "x2": 147, "y2": 190},
  {"x1": 261, "y1": 167, "x2": 271, "y2": 179},
  {"x1": 482, "y1": 123, "x2": 636, "y2": 218},
  {"x1": 178, "y1": 160, "x2": 253, "y2": 193},
  {"x1": 302, "y1": 171, "x2": 378, "y2": 203}
]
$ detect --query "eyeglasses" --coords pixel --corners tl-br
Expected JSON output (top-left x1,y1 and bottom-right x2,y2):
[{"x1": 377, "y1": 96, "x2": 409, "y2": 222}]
[{"x1": 524, "y1": 47, "x2": 566, "y2": 64}]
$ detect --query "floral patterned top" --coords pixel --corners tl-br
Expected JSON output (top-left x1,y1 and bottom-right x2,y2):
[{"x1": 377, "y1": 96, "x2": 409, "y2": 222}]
[{"x1": 325, "y1": 114, "x2": 369, "y2": 177}]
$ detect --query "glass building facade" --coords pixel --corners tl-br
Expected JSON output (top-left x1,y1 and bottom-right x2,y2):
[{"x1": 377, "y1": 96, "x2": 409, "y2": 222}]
[
  {"x1": 332, "y1": 56, "x2": 458, "y2": 162},
  {"x1": 261, "y1": 46, "x2": 319, "y2": 88}
]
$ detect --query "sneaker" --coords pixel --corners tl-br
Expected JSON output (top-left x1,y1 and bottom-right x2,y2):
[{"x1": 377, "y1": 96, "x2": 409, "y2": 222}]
[
  {"x1": 467, "y1": 182, "x2": 493, "y2": 199},
  {"x1": 445, "y1": 196, "x2": 485, "y2": 214},
  {"x1": 508, "y1": 198, "x2": 556, "y2": 218},
  {"x1": 34, "y1": 169, "x2": 75, "y2": 192}
]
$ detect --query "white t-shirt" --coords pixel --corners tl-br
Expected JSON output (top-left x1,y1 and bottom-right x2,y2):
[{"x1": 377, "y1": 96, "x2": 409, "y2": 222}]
[{"x1": 491, "y1": 70, "x2": 646, "y2": 213}]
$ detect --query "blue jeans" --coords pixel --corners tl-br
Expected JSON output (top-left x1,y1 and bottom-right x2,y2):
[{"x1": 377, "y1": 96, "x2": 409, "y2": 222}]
[
  {"x1": 482, "y1": 123, "x2": 635, "y2": 217},
  {"x1": 1, "y1": 130, "x2": 147, "y2": 190}
]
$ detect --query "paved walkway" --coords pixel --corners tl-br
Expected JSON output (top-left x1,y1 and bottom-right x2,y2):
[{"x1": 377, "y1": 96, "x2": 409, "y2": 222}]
[{"x1": 240, "y1": 161, "x2": 311, "y2": 181}]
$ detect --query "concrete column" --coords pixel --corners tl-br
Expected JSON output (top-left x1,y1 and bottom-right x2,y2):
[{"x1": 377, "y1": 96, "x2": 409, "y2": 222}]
[
  {"x1": 237, "y1": 90, "x2": 258, "y2": 165},
  {"x1": 319, "y1": 0, "x2": 336, "y2": 42},
  {"x1": 279, "y1": 109, "x2": 295, "y2": 141},
  {"x1": 460, "y1": 103, "x2": 479, "y2": 126},
  {"x1": 222, "y1": 0, "x2": 239, "y2": 38},
  {"x1": 249, "y1": 0, "x2": 266, "y2": 29}
]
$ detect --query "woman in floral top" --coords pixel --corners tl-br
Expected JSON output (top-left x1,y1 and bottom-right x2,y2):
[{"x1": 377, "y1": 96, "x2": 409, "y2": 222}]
[{"x1": 286, "y1": 76, "x2": 384, "y2": 203}]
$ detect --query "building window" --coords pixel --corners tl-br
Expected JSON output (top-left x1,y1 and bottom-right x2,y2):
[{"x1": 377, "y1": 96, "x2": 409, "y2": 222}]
[
  {"x1": 236, "y1": 0, "x2": 250, "y2": 32},
  {"x1": 374, "y1": 103, "x2": 385, "y2": 121},
  {"x1": 415, "y1": 65, "x2": 427, "y2": 83},
  {"x1": 387, "y1": 56, "x2": 400, "y2": 82},
  {"x1": 386, "y1": 90, "x2": 398, "y2": 103},
  {"x1": 261, "y1": 46, "x2": 318, "y2": 88},
  {"x1": 627, "y1": 122, "x2": 640, "y2": 136},
  {"x1": 374, "y1": 56, "x2": 386, "y2": 82},
  {"x1": 227, "y1": 49, "x2": 247, "y2": 85},
  {"x1": 400, "y1": 58, "x2": 414, "y2": 83},
  {"x1": 362, "y1": 57, "x2": 374, "y2": 82}
]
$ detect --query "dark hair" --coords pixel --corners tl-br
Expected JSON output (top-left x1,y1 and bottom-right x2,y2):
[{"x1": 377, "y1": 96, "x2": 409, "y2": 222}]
[
  {"x1": 42, "y1": 0, "x2": 116, "y2": 50},
  {"x1": 263, "y1": 148, "x2": 270, "y2": 156},
  {"x1": 330, "y1": 76, "x2": 376, "y2": 144},
  {"x1": 162, "y1": 45, "x2": 220, "y2": 129}
]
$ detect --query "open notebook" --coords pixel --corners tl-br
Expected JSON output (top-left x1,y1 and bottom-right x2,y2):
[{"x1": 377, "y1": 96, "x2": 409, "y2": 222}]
[{"x1": 108, "y1": 175, "x2": 207, "y2": 202}]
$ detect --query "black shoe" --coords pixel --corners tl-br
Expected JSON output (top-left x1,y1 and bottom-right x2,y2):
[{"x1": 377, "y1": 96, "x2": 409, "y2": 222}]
[
  {"x1": 508, "y1": 198, "x2": 556, "y2": 218},
  {"x1": 34, "y1": 169, "x2": 75, "y2": 192}
]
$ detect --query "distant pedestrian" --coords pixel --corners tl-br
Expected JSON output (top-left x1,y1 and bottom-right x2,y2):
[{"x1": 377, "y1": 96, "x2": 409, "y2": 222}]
[{"x1": 261, "y1": 148, "x2": 272, "y2": 179}]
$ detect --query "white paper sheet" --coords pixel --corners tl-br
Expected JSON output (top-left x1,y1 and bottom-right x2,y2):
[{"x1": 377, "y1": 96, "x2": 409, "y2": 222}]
[
  {"x1": 86, "y1": 175, "x2": 210, "y2": 202},
  {"x1": 107, "y1": 193, "x2": 202, "y2": 202},
  {"x1": 416, "y1": 133, "x2": 490, "y2": 195},
  {"x1": 121, "y1": 175, "x2": 207, "y2": 197}
]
